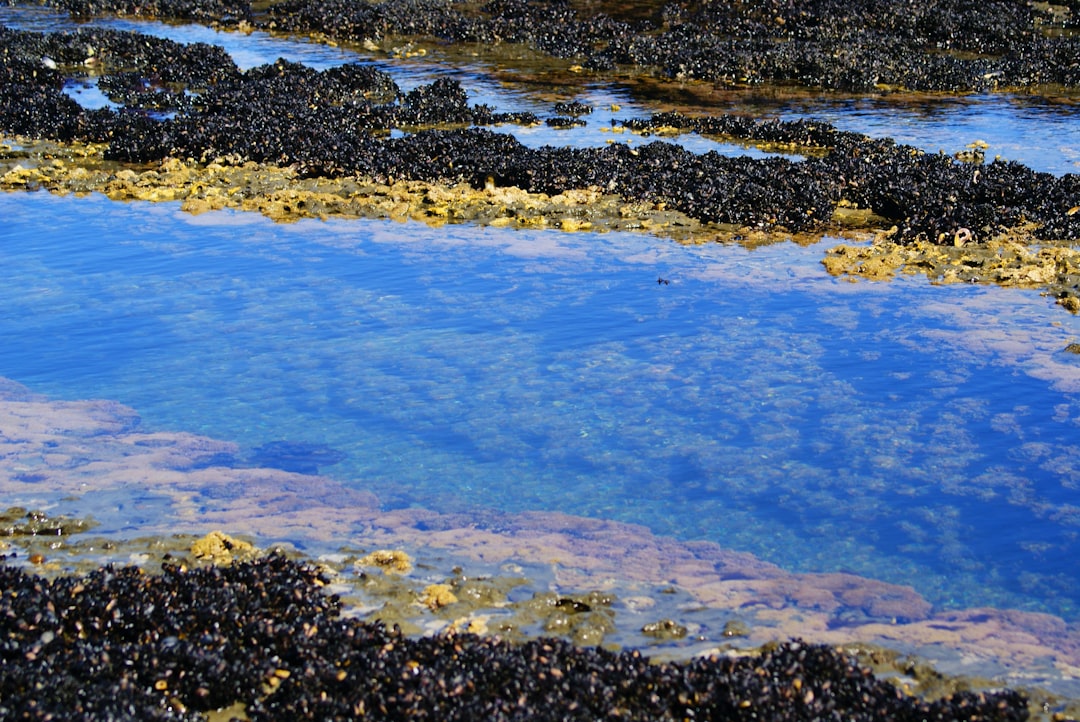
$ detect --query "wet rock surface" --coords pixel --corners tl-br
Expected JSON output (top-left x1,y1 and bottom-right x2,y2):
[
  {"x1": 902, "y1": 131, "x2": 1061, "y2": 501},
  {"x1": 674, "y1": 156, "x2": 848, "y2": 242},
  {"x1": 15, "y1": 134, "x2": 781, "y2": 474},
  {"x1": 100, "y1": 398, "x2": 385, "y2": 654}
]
[
  {"x1": 36, "y1": 0, "x2": 1078, "y2": 94},
  {"x1": 0, "y1": 553, "x2": 1033, "y2": 721},
  {"x1": 0, "y1": 506, "x2": 97, "y2": 536}
]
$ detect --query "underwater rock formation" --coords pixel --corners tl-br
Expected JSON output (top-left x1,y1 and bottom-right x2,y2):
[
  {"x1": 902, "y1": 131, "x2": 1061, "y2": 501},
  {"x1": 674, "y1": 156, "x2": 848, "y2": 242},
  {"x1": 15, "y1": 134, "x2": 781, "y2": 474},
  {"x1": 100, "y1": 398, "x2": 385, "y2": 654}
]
[{"x1": 248, "y1": 440, "x2": 347, "y2": 474}]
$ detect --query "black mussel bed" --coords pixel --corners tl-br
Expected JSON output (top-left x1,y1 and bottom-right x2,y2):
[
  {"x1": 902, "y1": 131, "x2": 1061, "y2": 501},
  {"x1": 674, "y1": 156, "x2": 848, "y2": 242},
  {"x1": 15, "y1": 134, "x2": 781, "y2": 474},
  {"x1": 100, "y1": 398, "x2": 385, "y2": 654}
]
[
  {"x1": 2, "y1": 0, "x2": 1080, "y2": 245},
  {"x1": 0, "y1": 553, "x2": 1031, "y2": 721}
]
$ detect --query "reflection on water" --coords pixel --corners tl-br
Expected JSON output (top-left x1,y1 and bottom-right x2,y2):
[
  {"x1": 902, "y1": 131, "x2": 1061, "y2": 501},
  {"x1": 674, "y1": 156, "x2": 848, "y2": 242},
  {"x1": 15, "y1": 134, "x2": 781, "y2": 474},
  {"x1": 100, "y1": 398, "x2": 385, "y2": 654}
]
[
  {"x1": 2, "y1": 191, "x2": 1079, "y2": 624},
  {"x1": 774, "y1": 94, "x2": 1080, "y2": 175}
]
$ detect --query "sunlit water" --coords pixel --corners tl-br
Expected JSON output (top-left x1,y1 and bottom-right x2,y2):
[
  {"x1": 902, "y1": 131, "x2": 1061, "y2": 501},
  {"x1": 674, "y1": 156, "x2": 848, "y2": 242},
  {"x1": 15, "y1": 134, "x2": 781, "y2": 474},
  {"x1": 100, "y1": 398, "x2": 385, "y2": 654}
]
[
  {"x1": 4, "y1": 5, "x2": 1080, "y2": 630},
  {"x1": 2, "y1": 190, "x2": 1080, "y2": 623}
]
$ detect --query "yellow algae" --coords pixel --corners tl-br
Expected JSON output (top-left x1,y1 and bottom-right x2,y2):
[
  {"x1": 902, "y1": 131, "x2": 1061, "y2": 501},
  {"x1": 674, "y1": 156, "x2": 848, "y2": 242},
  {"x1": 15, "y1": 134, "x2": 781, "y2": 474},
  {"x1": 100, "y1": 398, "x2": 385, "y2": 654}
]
[
  {"x1": 420, "y1": 583, "x2": 459, "y2": 610},
  {"x1": 559, "y1": 218, "x2": 592, "y2": 231},
  {"x1": 190, "y1": 531, "x2": 258, "y2": 565},
  {"x1": 823, "y1": 235, "x2": 1080, "y2": 311},
  {"x1": 0, "y1": 138, "x2": 787, "y2": 244},
  {"x1": 358, "y1": 549, "x2": 414, "y2": 574},
  {"x1": 447, "y1": 615, "x2": 489, "y2": 635}
]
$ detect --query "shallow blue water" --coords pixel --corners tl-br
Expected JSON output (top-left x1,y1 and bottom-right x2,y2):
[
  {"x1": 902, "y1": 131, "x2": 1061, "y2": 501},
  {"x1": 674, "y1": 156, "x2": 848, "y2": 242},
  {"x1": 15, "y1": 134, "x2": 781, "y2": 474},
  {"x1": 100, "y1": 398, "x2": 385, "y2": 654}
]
[
  {"x1": 4, "y1": 4, "x2": 1080, "y2": 625},
  {"x1": 3, "y1": 191, "x2": 1080, "y2": 620},
  {"x1": 775, "y1": 94, "x2": 1080, "y2": 175}
]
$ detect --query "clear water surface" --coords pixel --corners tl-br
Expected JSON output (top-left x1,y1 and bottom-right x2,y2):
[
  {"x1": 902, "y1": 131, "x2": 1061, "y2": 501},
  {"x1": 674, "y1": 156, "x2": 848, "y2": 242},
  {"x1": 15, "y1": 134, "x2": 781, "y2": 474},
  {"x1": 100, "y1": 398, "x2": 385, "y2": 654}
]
[{"x1": 2, "y1": 191, "x2": 1080, "y2": 622}]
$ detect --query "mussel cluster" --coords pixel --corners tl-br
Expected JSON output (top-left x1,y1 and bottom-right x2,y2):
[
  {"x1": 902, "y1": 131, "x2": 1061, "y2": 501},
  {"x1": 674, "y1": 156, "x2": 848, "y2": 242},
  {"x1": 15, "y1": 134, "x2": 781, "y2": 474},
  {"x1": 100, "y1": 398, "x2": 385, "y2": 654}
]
[
  {"x1": 626, "y1": 111, "x2": 1080, "y2": 243},
  {"x1": 261, "y1": 0, "x2": 1080, "y2": 93},
  {"x1": 0, "y1": 555, "x2": 1029, "y2": 721},
  {"x1": 0, "y1": 25, "x2": 236, "y2": 140},
  {"x1": 10, "y1": 0, "x2": 1080, "y2": 92},
  {"x1": 600, "y1": 0, "x2": 1080, "y2": 91},
  {"x1": 52, "y1": 0, "x2": 251, "y2": 25},
  {"x1": 4, "y1": 22, "x2": 1078, "y2": 243}
]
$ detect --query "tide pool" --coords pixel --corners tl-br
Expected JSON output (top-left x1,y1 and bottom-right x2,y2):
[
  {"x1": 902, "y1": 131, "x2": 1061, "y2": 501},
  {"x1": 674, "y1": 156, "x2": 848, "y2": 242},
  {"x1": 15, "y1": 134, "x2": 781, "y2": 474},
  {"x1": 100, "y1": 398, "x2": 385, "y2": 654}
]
[{"x1": 2, "y1": 189, "x2": 1080, "y2": 624}]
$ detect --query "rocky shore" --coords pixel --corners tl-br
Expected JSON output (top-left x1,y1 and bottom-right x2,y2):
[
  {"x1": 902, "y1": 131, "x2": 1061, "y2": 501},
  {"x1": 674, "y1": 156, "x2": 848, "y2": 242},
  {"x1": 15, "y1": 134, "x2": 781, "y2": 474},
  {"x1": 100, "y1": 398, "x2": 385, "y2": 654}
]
[
  {"x1": 0, "y1": 550, "x2": 1034, "y2": 721},
  {"x1": 3, "y1": 1, "x2": 1080, "y2": 718},
  {"x1": 2, "y1": 0, "x2": 1080, "y2": 307}
]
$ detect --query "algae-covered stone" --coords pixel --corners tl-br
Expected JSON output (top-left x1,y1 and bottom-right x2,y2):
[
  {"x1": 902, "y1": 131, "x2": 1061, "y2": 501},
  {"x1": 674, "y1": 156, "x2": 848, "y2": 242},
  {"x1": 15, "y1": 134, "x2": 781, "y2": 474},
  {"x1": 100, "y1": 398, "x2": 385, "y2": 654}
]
[
  {"x1": 358, "y1": 549, "x2": 413, "y2": 574},
  {"x1": 0, "y1": 507, "x2": 96, "y2": 537},
  {"x1": 447, "y1": 615, "x2": 489, "y2": 635},
  {"x1": 190, "y1": 530, "x2": 257, "y2": 565},
  {"x1": 420, "y1": 583, "x2": 458, "y2": 610},
  {"x1": 642, "y1": 619, "x2": 689, "y2": 640},
  {"x1": 722, "y1": 619, "x2": 752, "y2": 637}
]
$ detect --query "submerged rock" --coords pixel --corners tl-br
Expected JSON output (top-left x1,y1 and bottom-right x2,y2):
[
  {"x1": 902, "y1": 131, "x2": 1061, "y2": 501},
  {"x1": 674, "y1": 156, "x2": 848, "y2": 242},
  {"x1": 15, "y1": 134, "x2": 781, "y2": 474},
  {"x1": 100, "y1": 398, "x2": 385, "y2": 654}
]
[
  {"x1": 248, "y1": 440, "x2": 346, "y2": 474},
  {"x1": 0, "y1": 507, "x2": 97, "y2": 537},
  {"x1": 357, "y1": 548, "x2": 414, "y2": 574}
]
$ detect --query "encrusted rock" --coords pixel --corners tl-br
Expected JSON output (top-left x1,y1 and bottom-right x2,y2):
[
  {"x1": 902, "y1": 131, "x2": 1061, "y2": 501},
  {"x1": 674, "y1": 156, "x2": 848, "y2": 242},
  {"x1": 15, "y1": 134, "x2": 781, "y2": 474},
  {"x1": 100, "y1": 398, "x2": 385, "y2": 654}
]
[
  {"x1": 190, "y1": 530, "x2": 257, "y2": 565},
  {"x1": 358, "y1": 548, "x2": 414, "y2": 574}
]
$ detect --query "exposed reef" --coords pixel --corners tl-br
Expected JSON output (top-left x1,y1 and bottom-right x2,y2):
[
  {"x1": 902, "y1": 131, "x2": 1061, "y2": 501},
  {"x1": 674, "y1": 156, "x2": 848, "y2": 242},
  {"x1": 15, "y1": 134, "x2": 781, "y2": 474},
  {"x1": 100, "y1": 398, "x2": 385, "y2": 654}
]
[{"x1": 2, "y1": 25, "x2": 1077, "y2": 242}]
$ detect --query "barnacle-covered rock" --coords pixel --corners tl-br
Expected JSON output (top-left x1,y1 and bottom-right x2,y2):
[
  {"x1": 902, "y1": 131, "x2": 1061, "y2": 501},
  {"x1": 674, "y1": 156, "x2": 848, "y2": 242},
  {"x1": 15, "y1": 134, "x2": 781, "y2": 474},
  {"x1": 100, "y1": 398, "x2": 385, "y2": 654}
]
[
  {"x1": 189, "y1": 530, "x2": 257, "y2": 564},
  {"x1": 358, "y1": 548, "x2": 414, "y2": 574}
]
